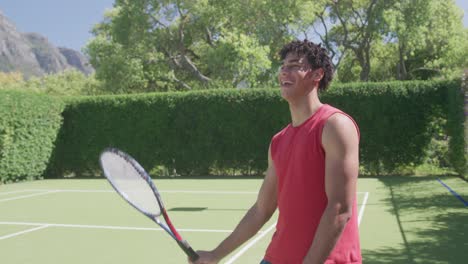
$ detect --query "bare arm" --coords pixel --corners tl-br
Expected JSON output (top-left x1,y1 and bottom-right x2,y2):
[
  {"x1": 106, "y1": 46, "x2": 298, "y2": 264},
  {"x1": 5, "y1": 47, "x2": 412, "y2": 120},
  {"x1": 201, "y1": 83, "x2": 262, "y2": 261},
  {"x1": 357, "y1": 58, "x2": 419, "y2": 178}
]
[
  {"x1": 191, "y1": 146, "x2": 278, "y2": 264},
  {"x1": 303, "y1": 113, "x2": 359, "y2": 264}
]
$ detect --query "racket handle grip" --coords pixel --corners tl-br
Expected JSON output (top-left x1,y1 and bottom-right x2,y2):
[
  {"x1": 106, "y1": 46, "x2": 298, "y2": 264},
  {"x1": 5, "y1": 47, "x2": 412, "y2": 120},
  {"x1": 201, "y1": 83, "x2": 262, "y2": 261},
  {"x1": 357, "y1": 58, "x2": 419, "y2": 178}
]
[{"x1": 178, "y1": 240, "x2": 199, "y2": 262}]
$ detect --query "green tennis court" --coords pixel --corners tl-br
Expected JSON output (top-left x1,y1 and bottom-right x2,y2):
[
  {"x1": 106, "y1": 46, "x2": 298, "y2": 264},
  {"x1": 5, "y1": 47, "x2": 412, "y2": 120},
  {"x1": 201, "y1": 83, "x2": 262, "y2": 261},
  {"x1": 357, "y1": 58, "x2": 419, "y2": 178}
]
[{"x1": 0, "y1": 176, "x2": 466, "y2": 264}]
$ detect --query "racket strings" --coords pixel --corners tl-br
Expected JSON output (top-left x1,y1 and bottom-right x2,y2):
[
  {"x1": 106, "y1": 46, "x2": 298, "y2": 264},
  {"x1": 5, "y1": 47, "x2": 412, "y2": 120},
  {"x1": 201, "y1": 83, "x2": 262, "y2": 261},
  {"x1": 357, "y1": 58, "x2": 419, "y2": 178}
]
[{"x1": 101, "y1": 151, "x2": 162, "y2": 216}]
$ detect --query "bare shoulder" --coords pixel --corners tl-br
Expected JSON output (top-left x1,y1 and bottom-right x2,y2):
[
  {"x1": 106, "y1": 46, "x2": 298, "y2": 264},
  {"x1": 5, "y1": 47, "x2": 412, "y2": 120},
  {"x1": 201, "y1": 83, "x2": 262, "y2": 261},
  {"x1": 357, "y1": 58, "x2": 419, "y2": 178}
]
[
  {"x1": 322, "y1": 113, "x2": 359, "y2": 149},
  {"x1": 325, "y1": 113, "x2": 357, "y2": 132}
]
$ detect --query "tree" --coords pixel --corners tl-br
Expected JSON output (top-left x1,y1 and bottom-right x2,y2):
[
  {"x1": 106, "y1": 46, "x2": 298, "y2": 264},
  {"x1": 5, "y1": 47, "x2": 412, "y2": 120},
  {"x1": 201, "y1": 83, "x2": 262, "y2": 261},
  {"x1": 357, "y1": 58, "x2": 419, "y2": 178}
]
[
  {"x1": 313, "y1": 0, "x2": 466, "y2": 82},
  {"x1": 86, "y1": 0, "x2": 466, "y2": 90},
  {"x1": 86, "y1": 0, "x2": 305, "y2": 93},
  {"x1": 0, "y1": 72, "x2": 24, "y2": 90},
  {"x1": 0, "y1": 69, "x2": 101, "y2": 96},
  {"x1": 329, "y1": 0, "x2": 392, "y2": 81},
  {"x1": 385, "y1": 0, "x2": 467, "y2": 80}
]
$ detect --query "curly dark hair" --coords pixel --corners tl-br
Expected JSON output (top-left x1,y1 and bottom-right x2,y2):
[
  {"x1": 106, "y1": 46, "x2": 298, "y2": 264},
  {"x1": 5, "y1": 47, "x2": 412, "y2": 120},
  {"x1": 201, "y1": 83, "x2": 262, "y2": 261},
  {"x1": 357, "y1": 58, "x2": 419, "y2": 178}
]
[{"x1": 279, "y1": 39, "x2": 334, "y2": 91}]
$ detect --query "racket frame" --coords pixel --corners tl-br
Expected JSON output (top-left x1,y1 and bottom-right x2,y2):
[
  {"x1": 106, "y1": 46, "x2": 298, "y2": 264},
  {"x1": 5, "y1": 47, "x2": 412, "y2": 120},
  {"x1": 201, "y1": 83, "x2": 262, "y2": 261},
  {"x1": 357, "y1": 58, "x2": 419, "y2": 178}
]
[{"x1": 99, "y1": 148, "x2": 199, "y2": 261}]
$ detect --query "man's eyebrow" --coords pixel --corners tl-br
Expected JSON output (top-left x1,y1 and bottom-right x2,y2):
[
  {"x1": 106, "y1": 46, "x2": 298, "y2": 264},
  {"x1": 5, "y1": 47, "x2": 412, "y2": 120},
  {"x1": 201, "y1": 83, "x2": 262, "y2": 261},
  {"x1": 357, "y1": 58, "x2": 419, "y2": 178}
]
[{"x1": 282, "y1": 59, "x2": 301, "y2": 64}]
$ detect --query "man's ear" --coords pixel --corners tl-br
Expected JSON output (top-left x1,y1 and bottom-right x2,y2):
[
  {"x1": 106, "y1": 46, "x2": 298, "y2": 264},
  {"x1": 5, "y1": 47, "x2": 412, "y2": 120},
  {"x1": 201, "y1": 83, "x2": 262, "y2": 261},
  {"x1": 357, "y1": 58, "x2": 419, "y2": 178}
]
[{"x1": 308, "y1": 68, "x2": 324, "y2": 82}]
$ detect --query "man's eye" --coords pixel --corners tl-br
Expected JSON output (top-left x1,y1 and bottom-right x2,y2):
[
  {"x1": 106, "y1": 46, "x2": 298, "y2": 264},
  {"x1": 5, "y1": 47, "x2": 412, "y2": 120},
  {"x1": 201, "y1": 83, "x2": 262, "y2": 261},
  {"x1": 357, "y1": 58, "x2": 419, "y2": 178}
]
[{"x1": 279, "y1": 64, "x2": 302, "y2": 72}]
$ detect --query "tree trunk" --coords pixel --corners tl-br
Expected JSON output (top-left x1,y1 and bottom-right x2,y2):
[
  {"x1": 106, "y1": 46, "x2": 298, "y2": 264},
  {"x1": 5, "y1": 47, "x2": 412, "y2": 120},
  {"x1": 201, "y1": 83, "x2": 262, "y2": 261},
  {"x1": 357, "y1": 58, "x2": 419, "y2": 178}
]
[
  {"x1": 356, "y1": 47, "x2": 371, "y2": 82},
  {"x1": 180, "y1": 54, "x2": 211, "y2": 84},
  {"x1": 360, "y1": 64, "x2": 370, "y2": 81},
  {"x1": 397, "y1": 42, "x2": 408, "y2": 80}
]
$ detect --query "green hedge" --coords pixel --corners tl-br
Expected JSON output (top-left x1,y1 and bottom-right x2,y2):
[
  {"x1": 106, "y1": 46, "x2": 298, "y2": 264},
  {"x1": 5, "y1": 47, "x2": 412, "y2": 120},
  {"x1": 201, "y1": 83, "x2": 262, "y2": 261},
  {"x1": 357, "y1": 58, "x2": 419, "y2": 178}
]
[
  {"x1": 46, "y1": 89, "x2": 289, "y2": 177},
  {"x1": 325, "y1": 81, "x2": 445, "y2": 173},
  {"x1": 46, "y1": 80, "x2": 465, "y2": 178},
  {"x1": 0, "y1": 90, "x2": 64, "y2": 183},
  {"x1": 325, "y1": 80, "x2": 464, "y2": 177},
  {"x1": 446, "y1": 79, "x2": 467, "y2": 179}
]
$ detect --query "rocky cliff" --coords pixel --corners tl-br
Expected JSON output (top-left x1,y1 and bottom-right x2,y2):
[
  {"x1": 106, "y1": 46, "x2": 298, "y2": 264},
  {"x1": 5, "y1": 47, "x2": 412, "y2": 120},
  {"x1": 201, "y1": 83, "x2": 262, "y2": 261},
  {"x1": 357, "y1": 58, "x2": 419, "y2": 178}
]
[{"x1": 0, "y1": 10, "x2": 94, "y2": 78}]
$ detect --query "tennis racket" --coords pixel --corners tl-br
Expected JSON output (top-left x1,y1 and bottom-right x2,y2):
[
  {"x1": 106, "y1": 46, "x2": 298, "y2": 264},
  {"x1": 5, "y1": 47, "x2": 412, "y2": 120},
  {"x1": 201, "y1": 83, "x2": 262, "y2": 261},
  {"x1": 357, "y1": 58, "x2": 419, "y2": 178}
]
[{"x1": 99, "y1": 147, "x2": 199, "y2": 262}]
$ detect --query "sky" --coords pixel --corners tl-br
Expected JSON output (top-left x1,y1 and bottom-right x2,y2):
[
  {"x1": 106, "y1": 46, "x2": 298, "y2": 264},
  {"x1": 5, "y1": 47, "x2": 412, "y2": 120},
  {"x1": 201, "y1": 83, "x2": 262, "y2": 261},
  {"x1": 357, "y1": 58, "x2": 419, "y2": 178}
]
[
  {"x1": 0, "y1": 0, "x2": 114, "y2": 52},
  {"x1": 0, "y1": 0, "x2": 467, "y2": 52}
]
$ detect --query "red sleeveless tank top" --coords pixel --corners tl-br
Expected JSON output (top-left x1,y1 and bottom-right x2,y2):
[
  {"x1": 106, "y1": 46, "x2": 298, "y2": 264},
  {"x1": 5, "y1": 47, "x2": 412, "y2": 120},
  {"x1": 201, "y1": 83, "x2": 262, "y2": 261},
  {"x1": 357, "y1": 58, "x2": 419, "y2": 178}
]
[{"x1": 264, "y1": 104, "x2": 362, "y2": 264}]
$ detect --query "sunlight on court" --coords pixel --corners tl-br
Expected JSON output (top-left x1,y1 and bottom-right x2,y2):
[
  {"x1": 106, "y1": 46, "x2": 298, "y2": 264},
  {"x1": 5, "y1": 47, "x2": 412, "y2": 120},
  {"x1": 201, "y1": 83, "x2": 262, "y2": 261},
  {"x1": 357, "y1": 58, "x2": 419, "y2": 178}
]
[
  {"x1": 0, "y1": 179, "x2": 372, "y2": 264},
  {"x1": 3, "y1": 176, "x2": 465, "y2": 264}
]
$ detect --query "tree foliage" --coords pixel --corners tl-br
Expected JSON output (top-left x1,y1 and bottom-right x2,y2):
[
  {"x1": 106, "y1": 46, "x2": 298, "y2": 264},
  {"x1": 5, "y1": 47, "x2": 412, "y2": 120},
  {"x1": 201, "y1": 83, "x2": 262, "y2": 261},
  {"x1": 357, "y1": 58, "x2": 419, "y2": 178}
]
[
  {"x1": 85, "y1": 0, "x2": 467, "y2": 93},
  {"x1": 85, "y1": 0, "x2": 310, "y2": 93},
  {"x1": 315, "y1": 0, "x2": 466, "y2": 82},
  {"x1": 384, "y1": 0, "x2": 467, "y2": 80},
  {"x1": 0, "y1": 70, "x2": 102, "y2": 96}
]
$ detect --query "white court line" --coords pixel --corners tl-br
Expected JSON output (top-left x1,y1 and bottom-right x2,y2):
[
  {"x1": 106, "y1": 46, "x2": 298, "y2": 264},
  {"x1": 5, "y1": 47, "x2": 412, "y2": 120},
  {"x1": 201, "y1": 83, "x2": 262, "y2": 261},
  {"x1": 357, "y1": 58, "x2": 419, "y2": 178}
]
[
  {"x1": 358, "y1": 192, "x2": 369, "y2": 226},
  {"x1": 225, "y1": 191, "x2": 370, "y2": 263},
  {"x1": 0, "y1": 189, "x2": 258, "y2": 195},
  {"x1": 0, "y1": 189, "x2": 257, "y2": 204},
  {"x1": 224, "y1": 223, "x2": 277, "y2": 264},
  {"x1": 0, "y1": 190, "x2": 37, "y2": 196},
  {"x1": 162, "y1": 190, "x2": 257, "y2": 194},
  {"x1": 0, "y1": 189, "x2": 367, "y2": 195},
  {"x1": 0, "y1": 225, "x2": 50, "y2": 240},
  {"x1": 0, "y1": 191, "x2": 60, "y2": 203},
  {"x1": 0, "y1": 189, "x2": 369, "y2": 256},
  {"x1": 0, "y1": 221, "x2": 233, "y2": 233},
  {"x1": 22, "y1": 189, "x2": 113, "y2": 193}
]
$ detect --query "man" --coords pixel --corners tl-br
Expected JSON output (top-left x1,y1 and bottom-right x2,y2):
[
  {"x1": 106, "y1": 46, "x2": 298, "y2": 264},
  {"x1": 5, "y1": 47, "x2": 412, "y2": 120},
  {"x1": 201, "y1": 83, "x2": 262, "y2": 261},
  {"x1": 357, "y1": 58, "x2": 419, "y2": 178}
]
[{"x1": 190, "y1": 39, "x2": 361, "y2": 264}]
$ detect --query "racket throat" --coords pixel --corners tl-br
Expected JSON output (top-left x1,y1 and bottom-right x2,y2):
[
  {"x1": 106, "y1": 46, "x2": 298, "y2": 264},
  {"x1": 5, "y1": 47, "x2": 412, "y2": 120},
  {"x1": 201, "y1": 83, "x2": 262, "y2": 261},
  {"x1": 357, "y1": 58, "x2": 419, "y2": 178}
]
[
  {"x1": 161, "y1": 210, "x2": 183, "y2": 241},
  {"x1": 155, "y1": 216, "x2": 199, "y2": 261}
]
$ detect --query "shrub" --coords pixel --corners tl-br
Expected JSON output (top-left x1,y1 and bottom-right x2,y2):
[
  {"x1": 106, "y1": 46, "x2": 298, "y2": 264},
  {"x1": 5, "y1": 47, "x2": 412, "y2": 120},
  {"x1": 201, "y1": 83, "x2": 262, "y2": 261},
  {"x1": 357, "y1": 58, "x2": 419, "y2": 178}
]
[
  {"x1": 0, "y1": 90, "x2": 64, "y2": 182},
  {"x1": 47, "y1": 80, "x2": 464, "y2": 177}
]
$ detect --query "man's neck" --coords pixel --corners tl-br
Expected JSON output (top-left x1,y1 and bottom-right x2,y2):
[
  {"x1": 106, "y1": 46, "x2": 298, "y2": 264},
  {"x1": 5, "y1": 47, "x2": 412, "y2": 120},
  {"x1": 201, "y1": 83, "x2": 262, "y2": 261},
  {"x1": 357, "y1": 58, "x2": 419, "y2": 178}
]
[{"x1": 288, "y1": 93, "x2": 323, "y2": 127}]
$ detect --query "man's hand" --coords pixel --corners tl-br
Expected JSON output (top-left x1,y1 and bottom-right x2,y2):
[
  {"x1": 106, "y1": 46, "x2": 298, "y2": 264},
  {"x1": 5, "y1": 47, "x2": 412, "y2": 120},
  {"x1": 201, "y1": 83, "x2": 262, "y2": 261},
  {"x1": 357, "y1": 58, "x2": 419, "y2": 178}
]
[{"x1": 188, "y1": 250, "x2": 220, "y2": 264}]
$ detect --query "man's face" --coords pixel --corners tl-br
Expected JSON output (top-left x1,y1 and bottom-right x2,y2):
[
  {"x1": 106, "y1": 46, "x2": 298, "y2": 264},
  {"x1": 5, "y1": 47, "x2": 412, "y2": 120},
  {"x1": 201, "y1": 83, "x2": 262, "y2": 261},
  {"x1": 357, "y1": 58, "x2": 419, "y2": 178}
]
[{"x1": 278, "y1": 52, "x2": 312, "y2": 101}]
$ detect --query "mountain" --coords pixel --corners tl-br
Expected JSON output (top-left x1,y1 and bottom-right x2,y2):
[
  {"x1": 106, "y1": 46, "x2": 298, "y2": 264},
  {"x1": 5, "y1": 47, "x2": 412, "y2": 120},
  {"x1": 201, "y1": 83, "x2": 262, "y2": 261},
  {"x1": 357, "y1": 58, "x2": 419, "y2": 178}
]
[{"x1": 0, "y1": 10, "x2": 94, "y2": 78}]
